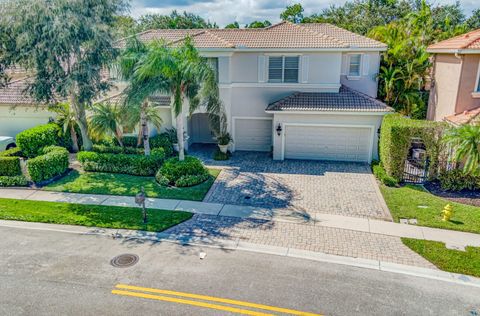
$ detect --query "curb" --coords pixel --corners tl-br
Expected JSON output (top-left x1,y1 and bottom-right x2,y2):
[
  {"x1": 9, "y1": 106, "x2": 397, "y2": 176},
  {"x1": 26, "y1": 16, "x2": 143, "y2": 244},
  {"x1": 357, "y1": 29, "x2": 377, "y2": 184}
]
[{"x1": 1, "y1": 220, "x2": 479, "y2": 289}]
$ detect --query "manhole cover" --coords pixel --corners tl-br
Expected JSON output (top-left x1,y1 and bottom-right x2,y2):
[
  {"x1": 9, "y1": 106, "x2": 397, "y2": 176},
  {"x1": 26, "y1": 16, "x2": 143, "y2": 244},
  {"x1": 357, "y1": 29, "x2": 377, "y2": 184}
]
[{"x1": 110, "y1": 254, "x2": 139, "y2": 268}]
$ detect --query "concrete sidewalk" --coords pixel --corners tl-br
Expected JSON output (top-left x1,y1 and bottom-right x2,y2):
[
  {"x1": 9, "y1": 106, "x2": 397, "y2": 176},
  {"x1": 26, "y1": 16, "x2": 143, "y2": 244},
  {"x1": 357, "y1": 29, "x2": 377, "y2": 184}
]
[{"x1": 1, "y1": 187, "x2": 480, "y2": 248}]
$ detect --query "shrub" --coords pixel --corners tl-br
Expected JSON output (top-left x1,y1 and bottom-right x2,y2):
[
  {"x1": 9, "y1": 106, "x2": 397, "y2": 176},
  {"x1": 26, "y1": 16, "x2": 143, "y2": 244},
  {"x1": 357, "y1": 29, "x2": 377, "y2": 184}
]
[
  {"x1": 150, "y1": 134, "x2": 173, "y2": 156},
  {"x1": 371, "y1": 160, "x2": 398, "y2": 187},
  {"x1": 0, "y1": 147, "x2": 23, "y2": 157},
  {"x1": 92, "y1": 144, "x2": 144, "y2": 155},
  {"x1": 156, "y1": 156, "x2": 208, "y2": 187},
  {"x1": 0, "y1": 175, "x2": 28, "y2": 187},
  {"x1": 0, "y1": 157, "x2": 22, "y2": 176},
  {"x1": 438, "y1": 169, "x2": 479, "y2": 191},
  {"x1": 77, "y1": 148, "x2": 165, "y2": 176},
  {"x1": 379, "y1": 114, "x2": 447, "y2": 181},
  {"x1": 27, "y1": 146, "x2": 69, "y2": 183},
  {"x1": 16, "y1": 124, "x2": 61, "y2": 158}
]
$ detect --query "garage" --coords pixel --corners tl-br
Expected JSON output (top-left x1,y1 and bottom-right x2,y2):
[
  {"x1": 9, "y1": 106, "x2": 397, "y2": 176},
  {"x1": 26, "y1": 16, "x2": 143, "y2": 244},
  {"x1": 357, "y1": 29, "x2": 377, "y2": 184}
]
[
  {"x1": 284, "y1": 125, "x2": 373, "y2": 162},
  {"x1": 234, "y1": 118, "x2": 272, "y2": 151},
  {"x1": 266, "y1": 87, "x2": 393, "y2": 162}
]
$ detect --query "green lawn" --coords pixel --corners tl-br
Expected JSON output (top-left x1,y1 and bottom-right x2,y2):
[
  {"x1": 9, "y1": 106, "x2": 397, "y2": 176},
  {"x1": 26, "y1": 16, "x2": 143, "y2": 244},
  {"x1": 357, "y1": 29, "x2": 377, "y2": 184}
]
[
  {"x1": 0, "y1": 198, "x2": 192, "y2": 232},
  {"x1": 380, "y1": 185, "x2": 480, "y2": 234},
  {"x1": 44, "y1": 169, "x2": 221, "y2": 201},
  {"x1": 402, "y1": 238, "x2": 480, "y2": 277}
]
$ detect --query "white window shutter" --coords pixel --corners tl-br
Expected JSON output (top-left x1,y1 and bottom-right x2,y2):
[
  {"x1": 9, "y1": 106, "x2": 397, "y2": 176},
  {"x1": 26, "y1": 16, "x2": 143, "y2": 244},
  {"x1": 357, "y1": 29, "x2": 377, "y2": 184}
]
[
  {"x1": 301, "y1": 55, "x2": 309, "y2": 83},
  {"x1": 362, "y1": 54, "x2": 370, "y2": 76},
  {"x1": 258, "y1": 55, "x2": 266, "y2": 83}
]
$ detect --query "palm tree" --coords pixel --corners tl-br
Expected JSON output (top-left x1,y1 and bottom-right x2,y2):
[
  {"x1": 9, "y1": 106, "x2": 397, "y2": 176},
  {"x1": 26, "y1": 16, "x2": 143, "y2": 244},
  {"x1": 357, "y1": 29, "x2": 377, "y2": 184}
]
[
  {"x1": 49, "y1": 102, "x2": 79, "y2": 152},
  {"x1": 117, "y1": 36, "x2": 220, "y2": 160},
  {"x1": 121, "y1": 100, "x2": 163, "y2": 147},
  {"x1": 88, "y1": 102, "x2": 125, "y2": 147},
  {"x1": 444, "y1": 124, "x2": 480, "y2": 176}
]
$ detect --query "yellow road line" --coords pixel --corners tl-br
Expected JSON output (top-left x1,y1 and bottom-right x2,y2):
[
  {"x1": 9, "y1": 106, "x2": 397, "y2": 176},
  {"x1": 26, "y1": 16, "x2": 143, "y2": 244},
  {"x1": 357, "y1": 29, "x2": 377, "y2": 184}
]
[
  {"x1": 112, "y1": 290, "x2": 274, "y2": 316},
  {"x1": 115, "y1": 284, "x2": 322, "y2": 316}
]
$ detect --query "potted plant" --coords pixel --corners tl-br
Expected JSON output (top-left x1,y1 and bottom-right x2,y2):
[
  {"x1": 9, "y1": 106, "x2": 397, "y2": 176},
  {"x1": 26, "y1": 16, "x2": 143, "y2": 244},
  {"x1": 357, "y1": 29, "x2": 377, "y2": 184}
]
[{"x1": 217, "y1": 133, "x2": 232, "y2": 154}]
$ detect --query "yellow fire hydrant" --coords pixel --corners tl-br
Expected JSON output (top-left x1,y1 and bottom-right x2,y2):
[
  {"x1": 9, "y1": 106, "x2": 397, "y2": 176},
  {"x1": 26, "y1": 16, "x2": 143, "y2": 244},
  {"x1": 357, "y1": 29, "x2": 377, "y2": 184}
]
[{"x1": 442, "y1": 204, "x2": 453, "y2": 222}]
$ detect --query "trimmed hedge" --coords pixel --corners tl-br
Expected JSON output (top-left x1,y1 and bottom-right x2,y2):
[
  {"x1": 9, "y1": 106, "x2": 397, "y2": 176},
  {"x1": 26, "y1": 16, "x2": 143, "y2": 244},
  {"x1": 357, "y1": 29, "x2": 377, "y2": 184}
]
[
  {"x1": 0, "y1": 147, "x2": 23, "y2": 157},
  {"x1": 156, "y1": 156, "x2": 209, "y2": 187},
  {"x1": 117, "y1": 134, "x2": 174, "y2": 157},
  {"x1": 27, "y1": 146, "x2": 69, "y2": 183},
  {"x1": 77, "y1": 148, "x2": 165, "y2": 176},
  {"x1": 0, "y1": 157, "x2": 22, "y2": 176},
  {"x1": 371, "y1": 160, "x2": 398, "y2": 187},
  {"x1": 438, "y1": 169, "x2": 480, "y2": 191},
  {"x1": 92, "y1": 144, "x2": 144, "y2": 155},
  {"x1": 0, "y1": 175, "x2": 28, "y2": 187},
  {"x1": 379, "y1": 114, "x2": 447, "y2": 181},
  {"x1": 16, "y1": 124, "x2": 61, "y2": 158}
]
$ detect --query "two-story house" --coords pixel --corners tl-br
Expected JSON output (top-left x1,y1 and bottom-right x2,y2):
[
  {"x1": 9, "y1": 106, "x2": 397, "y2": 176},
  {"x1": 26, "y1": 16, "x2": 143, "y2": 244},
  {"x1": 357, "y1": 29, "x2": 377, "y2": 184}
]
[
  {"x1": 116, "y1": 21, "x2": 391, "y2": 163},
  {"x1": 427, "y1": 28, "x2": 480, "y2": 125}
]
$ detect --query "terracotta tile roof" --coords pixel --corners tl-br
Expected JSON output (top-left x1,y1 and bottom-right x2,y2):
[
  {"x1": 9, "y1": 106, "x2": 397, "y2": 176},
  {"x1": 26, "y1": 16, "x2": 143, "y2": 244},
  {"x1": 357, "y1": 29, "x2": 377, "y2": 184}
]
[
  {"x1": 444, "y1": 107, "x2": 480, "y2": 125},
  {"x1": 266, "y1": 86, "x2": 392, "y2": 112},
  {"x1": 117, "y1": 21, "x2": 386, "y2": 50},
  {"x1": 428, "y1": 29, "x2": 480, "y2": 51},
  {"x1": 0, "y1": 77, "x2": 36, "y2": 105}
]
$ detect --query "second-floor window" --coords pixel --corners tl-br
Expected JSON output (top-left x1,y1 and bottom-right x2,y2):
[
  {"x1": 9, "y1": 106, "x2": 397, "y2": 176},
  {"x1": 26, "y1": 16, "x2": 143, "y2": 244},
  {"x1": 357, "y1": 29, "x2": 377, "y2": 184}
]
[
  {"x1": 206, "y1": 57, "x2": 219, "y2": 82},
  {"x1": 348, "y1": 54, "x2": 362, "y2": 77},
  {"x1": 268, "y1": 56, "x2": 299, "y2": 83}
]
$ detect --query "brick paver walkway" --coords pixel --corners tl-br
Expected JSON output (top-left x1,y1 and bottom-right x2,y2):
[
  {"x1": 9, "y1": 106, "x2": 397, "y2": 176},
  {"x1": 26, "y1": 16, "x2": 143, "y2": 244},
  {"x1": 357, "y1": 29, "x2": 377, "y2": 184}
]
[
  {"x1": 164, "y1": 214, "x2": 435, "y2": 268},
  {"x1": 191, "y1": 145, "x2": 390, "y2": 220}
]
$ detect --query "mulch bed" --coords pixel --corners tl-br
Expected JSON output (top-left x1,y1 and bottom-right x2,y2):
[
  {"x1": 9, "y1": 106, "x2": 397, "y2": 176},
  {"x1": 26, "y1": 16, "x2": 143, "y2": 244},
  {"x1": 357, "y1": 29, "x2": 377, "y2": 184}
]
[{"x1": 424, "y1": 181, "x2": 480, "y2": 207}]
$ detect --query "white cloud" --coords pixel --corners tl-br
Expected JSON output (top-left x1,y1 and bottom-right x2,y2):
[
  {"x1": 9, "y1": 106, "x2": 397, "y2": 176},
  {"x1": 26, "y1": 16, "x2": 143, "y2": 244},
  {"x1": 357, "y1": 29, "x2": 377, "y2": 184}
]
[{"x1": 129, "y1": 0, "x2": 478, "y2": 27}]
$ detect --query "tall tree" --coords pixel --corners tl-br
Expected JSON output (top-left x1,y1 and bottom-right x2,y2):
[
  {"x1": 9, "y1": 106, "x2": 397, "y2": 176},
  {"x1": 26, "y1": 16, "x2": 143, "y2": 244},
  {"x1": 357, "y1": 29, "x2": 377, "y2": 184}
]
[
  {"x1": 245, "y1": 21, "x2": 272, "y2": 28},
  {"x1": 280, "y1": 4, "x2": 304, "y2": 24},
  {"x1": 113, "y1": 15, "x2": 137, "y2": 39},
  {"x1": 467, "y1": 9, "x2": 480, "y2": 30},
  {"x1": 225, "y1": 22, "x2": 240, "y2": 29},
  {"x1": 118, "y1": 37, "x2": 220, "y2": 161},
  {"x1": 88, "y1": 102, "x2": 126, "y2": 147},
  {"x1": 0, "y1": 0, "x2": 128, "y2": 151},
  {"x1": 136, "y1": 10, "x2": 217, "y2": 32}
]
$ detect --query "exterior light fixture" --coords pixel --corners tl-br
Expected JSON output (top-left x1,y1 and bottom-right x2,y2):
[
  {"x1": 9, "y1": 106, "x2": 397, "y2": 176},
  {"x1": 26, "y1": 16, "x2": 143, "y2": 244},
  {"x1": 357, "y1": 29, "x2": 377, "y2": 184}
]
[{"x1": 276, "y1": 124, "x2": 282, "y2": 136}]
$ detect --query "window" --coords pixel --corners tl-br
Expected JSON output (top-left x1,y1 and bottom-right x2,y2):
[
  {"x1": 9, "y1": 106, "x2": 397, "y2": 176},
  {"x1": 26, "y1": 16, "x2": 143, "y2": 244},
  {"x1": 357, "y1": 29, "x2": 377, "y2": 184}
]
[
  {"x1": 476, "y1": 67, "x2": 480, "y2": 92},
  {"x1": 206, "y1": 57, "x2": 219, "y2": 82},
  {"x1": 348, "y1": 54, "x2": 362, "y2": 77},
  {"x1": 268, "y1": 56, "x2": 299, "y2": 83}
]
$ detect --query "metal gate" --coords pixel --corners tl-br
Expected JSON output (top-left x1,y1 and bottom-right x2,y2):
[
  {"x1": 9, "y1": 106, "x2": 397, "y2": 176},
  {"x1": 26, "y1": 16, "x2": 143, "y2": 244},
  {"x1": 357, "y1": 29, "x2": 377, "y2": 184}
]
[{"x1": 402, "y1": 158, "x2": 430, "y2": 184}]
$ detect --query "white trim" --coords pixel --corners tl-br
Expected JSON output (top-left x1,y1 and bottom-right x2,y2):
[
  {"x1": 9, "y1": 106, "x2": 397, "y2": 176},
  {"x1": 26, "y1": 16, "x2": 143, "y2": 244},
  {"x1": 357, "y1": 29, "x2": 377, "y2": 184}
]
[
  {"x1": 474, "y1": 60, "x2": 480, "y2": 93},
  {"x1": 427, "y1": 48, "x2": 480, "y2": 54},
  {"x1": 219, "y1": 83, "x2": 341, "y2": 90},
  {"x1": 280, "y1": 123, "x2": 375, "y2": 162},
  {"x1": 347, "y1": 53, "x2": 363, "y2": 78},
  {"x1": 200, "y1": 52, "x2": 234, "y2": 57},
  {"x1": 231, "y1": 116, "x2": 273, "y2": 152},
  {"x1": 301, "y1": 55, "x2": 309, "y2": 83},
  {"x1": 266, "y1": 110, "x2": 391, "y2": 116},
  {"x1": 472, "y1": 92, "x2": 480, "y2": 98}
]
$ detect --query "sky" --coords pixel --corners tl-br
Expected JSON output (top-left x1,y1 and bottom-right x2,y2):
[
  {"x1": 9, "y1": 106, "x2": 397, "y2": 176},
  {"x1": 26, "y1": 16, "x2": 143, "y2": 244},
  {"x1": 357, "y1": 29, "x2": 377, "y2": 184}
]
[{"x1": 130, "y1": 0, "x2": 479, "y2": 27}]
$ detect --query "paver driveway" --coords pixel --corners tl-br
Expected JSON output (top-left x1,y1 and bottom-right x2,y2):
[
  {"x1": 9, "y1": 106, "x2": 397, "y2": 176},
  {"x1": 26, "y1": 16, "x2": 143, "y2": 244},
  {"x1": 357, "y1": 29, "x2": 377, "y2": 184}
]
[{"x1": 191, "y1": 145, "x2": 391, "y2": 220}]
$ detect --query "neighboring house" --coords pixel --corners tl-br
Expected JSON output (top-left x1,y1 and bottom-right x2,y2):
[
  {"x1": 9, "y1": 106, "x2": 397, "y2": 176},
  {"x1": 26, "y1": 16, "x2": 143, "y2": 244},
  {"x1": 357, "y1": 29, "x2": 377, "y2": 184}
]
[
  {"x1": 116, "y1": 21, "x2": 391, "y2": 162},
  {"x1": 0, "y1": 77, "x2": 55, "y2": 139},
  {"x1": 427, "y1": 29, "x2": 480, "y2": 126}
]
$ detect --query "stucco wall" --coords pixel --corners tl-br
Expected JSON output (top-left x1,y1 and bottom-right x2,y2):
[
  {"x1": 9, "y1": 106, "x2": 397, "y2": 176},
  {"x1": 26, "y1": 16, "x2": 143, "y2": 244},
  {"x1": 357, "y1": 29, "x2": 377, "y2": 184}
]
[
  {"x1": 272, "y1": 113, "x2": 385, "y2": 161},
  {"x1": 340, "y1": 52, "x2": 381, "y2": 97},
  {"x1": 456, "y1": 54, "x2": 480, "y2": 113},
  {"x1": 428, "y1": 54, "x2": 463, "y2": 121},
  {"x1": 0, "y1": 105, "x2": 55, "y2": 138}
]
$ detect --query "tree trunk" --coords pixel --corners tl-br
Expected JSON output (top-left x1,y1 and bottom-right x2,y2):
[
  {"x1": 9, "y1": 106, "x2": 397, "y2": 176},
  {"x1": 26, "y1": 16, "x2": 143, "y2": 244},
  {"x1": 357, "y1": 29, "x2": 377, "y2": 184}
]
[
  {"x1": 136, "y1": 129, "x2": 142, "y2": 147},
  {"x1": 141, "y1": 101, "x2": 150, "y2": 156},
  {"x1": 115, "y1": 126, "x2": 124, "y2": 147},
  {"x1": 70, "y1": 94, "x2": 92, "y2": 151},
  {"x1": 176, "y1": 111, "x2": 185, "y2": 161},
  {"x1": 69, "y1": 125, "x2": 79, "y2": 153}
]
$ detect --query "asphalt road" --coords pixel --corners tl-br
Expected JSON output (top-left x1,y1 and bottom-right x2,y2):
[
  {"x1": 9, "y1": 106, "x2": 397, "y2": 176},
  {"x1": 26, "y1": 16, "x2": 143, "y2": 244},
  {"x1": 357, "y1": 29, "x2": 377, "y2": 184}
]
[{"x1": 0, "y1": 226, "x2": 479, "y2": 316}]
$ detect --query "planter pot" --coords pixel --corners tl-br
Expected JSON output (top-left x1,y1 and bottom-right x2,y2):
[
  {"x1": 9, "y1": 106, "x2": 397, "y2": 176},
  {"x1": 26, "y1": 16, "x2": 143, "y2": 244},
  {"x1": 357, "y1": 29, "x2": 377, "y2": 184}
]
[
  {"x1": 173, "y1": 143, "x2": 179, "y2": 152},
  {"x1": 218, "y1": 144, "x2": 229, "y2": 154}
]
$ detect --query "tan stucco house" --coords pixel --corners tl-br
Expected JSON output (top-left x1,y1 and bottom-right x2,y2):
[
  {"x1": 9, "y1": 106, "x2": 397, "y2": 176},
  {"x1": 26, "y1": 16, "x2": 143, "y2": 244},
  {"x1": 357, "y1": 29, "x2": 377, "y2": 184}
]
[
  {"x1": 1, "y1": 22, "x2": 392, "y2": 162},
  {"x1": 427, "y1": 29, "x2": 480, "y2": 125}
]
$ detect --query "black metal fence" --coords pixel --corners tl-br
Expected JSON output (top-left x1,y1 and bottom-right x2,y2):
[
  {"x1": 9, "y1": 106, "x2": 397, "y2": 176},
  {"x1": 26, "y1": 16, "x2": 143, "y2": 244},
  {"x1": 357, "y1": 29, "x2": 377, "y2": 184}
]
[{"x1": 403, "y1": 158, "x2": 430, "y2": 184}]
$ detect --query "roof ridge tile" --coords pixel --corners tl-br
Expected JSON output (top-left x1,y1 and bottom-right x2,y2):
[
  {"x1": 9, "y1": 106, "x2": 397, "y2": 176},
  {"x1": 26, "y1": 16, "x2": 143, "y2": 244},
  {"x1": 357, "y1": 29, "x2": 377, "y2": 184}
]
[{"x1": 287, "y1": 21, "x2": 348, "y2": 47}]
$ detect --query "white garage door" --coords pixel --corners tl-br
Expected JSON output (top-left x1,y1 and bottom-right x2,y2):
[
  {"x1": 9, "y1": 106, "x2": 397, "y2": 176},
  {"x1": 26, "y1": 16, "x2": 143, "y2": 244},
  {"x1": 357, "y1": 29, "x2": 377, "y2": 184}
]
[
  {"x1": 284, "y1": 125, "x2": 372, "y2": 162},
  {"x1": 234, "y1": 119, "x2": 272, "y2": 151}
]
